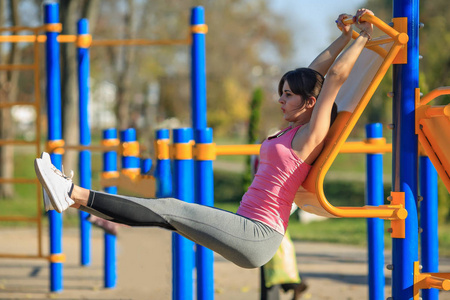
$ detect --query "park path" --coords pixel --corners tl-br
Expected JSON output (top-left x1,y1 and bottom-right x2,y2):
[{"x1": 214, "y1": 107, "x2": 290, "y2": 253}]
[{"x1": 1, "y1": 226, "x2": 450, "y2": 299}]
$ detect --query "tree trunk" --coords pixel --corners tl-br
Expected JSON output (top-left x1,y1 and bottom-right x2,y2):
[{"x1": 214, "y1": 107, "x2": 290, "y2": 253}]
[
  {"x1": 60, "y1": 0, "x2": 79, "y2": 172},
  {"x1": 115, "y1": 0, "x2": 137, "y2": 130}
]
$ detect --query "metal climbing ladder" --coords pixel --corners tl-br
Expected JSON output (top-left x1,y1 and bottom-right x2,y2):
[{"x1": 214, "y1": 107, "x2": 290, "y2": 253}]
[{"x1": 0, "y1": 25, "x2": 45, "y2": 260}]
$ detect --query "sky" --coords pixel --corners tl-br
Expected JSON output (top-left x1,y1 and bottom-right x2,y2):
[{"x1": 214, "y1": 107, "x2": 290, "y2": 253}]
[{"x1": 268, "y1": 0, "x2": 367, "y2": 67}]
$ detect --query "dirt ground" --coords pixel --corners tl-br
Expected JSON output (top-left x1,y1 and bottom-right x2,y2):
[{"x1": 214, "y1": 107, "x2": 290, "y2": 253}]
[{"x1": 1, "y1": 226, "x2": 450, "y2": 300}]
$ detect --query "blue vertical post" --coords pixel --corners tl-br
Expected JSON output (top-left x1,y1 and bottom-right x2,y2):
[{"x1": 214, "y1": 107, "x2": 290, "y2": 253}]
[
  {"x1": 365, "y1": 123, "x2": 385, "y2": 300},
  {"x1": 172, "y1": 128, "x2": 195, "y2": 300},
  {"x1": 103, "y1": 129, "x2": 118, "y2": 288},
  {"x1": 155, "y1": 129, "x2": 172, "y2": 198},
  {"x1": 420, "y1": 156, "x2": 439, "y2": 300},
  {"x1": 191, "y1": 7, "x2": 213, "y2": 300},
  {"x1": 77, "y1": 18, "x2": 91, "y2": 267},
  {"x1": 191, "y1": 6, "x2": 207, "y2": 130},
  {"x1": 44, "y1": 2, "x2": 63, "y2": 292},
  {"x1": 392, "y1": 0, "x2": 419, "y2": 299},
  {"x1": 194, "y1": 128, "x2": 214, "y2": 300}
]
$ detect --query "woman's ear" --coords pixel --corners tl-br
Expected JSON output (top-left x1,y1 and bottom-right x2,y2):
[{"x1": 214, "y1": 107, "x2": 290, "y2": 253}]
[{"x1": 306, "y1": 97, "x2": 316, "y2": 108}]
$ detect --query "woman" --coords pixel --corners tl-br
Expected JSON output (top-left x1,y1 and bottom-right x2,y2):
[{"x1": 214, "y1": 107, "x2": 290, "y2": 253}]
[{"x1": 35, "y1": 9, "x2": 373, "y2": 269}]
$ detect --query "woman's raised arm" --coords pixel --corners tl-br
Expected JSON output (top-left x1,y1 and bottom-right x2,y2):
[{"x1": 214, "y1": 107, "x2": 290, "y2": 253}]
[{"x1": 308, "y1": 14, "x2": 353, "y2": 76}]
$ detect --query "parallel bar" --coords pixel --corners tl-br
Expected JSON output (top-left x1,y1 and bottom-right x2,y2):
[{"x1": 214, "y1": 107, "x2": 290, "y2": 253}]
[
  {"x1": 44, "y1": 2, "x2": 64, "y2": 292},
  {"x1": 365, "y1": 124, "x2": 385, "y2": 300},
  {"x1": 103, "y1": 128, "x2": 118, "y2": 289},
  {"x1": 191, "y1": 6, "x2": 207, "y2": 130},
  {"x1": 77, "y1": 18, "x2": 92, "y2": 268},
  {"x1": 420, "y1": 156, "x2": 439, "y2": 300},
  {"x1": 172, "y1": 128, "x2": 195, "y2": 300},
  {"x1": 194, "y1": 128, "x2": 214, "y2": 300},
  {"x1": 391, "y1": 0, "x2": 420, "y2": 299},
  {"x1": 155, "y1": 129, "x2": 172, "y2": 198}
]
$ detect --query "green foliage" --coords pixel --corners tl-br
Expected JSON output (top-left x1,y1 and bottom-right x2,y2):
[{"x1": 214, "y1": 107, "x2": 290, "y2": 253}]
[{"x1": 242, "y1": 87, "x2": 264, "y2": 194}]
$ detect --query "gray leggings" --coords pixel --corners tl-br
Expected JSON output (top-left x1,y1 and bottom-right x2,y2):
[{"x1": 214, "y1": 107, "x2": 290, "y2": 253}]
[{"x1": 81, "y1": 191, "x2": 284, "y2": 268}]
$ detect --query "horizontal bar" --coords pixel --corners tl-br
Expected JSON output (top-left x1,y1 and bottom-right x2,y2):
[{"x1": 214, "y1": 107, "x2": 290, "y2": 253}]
[
  {"x1": 0, "y1": 140, "x2": 38, "y2": 146},
  {"x1": 0, "y1": 253, "x2": 49, "y2": 260},
  {"x1": 214, "y1": 141, "x2": 392, "y2": 156},
  {"x1": 215, "y1": 144, "x2": 260, "y2": 156},
  {"x1": 63, "y1": 144, "x2": 120, "y2": 152},
  {"x1": 425, "y1": 276, "x2": 450, "y2": 291},
  {"x1": 424, "y1": 104, "x2": 450, "y2": 118},
  {"x1": 0, "y1": 64, "x2": 35, "y2": 71},
  {"x1": 0, "y1": 178, "x2": 39, "y2": 184},
  {"x1": 0, "y1": 102, "x2": 37, "y2": 109},
  {"x1": 0, "y1": 34, "x2": 190, "y2": 46},
  {"x1": 0, "y1": 216, "x2": 39, "y2": 222},
  {"x1": 91, "y1": 38, "x2": 191, "y2": 46},
  {"x1": 340, "y1": 141, "x2": 392, "y2": 153}
]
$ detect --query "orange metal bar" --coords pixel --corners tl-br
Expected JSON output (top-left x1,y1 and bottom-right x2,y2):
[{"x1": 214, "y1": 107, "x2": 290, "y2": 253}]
[
  {"x1": 91, "y1": 38, "x2": 191, "y2": 47},
  {"x1": 420, "y1": 86, "x2": 450, "y2": 106},
  {"x1": 0, "y1": 216, "x2": 39, "y2": 222},
  {"x1": 0, "y1": 101, "x2": 37, "y2": 108},
  {"x1": 215, "y1": 144, "x2": 261, "y2": 156},
  {"x1": 0, "y1": 64, "x2": 35, "y2": 71},
  {"x1": 0, "y1": 34, "x2": 191, "y2": 46},
  {"x1": 424, "y1": 104, "x2": 450, "y2": 118},
  {"x1": 307, "y1": 18, "x2": 407, "y2": 219},
  {"x1": 340, "y1": 140, "x2": 392, "y2": 153},
  {"x1": 0, "y1": 178, "x2": 39, "y2": 184},
  {"x1": 0, "y1": 140, "x2": 38, "y2": 146},
  {"x1": 0, "y1": 253, "x2": 49, "y2": 260}
]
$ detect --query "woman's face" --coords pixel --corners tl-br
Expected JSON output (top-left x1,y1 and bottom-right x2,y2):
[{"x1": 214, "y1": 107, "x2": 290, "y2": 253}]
[{"x1": 278, "y1": 81, "x2": 306, "y2": 123}]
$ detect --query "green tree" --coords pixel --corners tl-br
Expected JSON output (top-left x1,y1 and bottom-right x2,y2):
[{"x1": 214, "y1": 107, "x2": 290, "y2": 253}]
[{"x1": 242, "y1": 88, "x2": 263, "y2": 194}]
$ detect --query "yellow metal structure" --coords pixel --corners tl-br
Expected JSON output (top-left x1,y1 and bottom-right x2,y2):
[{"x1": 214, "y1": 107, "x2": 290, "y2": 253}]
[
  {"x1": 414, "y1": 261, "x2": 450, "y2": 299},
  {"x1": 416, "y1": 86, "x2": 450, "y2": 192},
  {"x1": 0, "y1": 25, "x2": 45, "y2": 260},
  {"x1": 293, "y1": 15, "x2": 408, "y2": 227}
]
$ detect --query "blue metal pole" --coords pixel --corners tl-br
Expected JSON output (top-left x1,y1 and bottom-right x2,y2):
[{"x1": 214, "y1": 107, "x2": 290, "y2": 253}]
[
  {"x1": 77, "y1": 18, "x2": 91, "y2": 267},
  {"x1": 420, "y1": 156, "x2": 439, "y2": 300},
  {"x1": 155, "y1": 129, "x2": 172, "y2": 198},
  {"x1": 194, "y1": 128, "x2": 214, "y2": 300},
  {"x1": 172, "y1": 128, "x2": 195, "y2": 300},
  {"x1": 44, "y1": 2, "x2": 63, "y2": 292},
  {"x1": 191, "y1": 6, "x2": 207, "y2": 130},
  {"x1": 392, "y1": 0, "x2": 420, "y2": 299},
  {"x1": 365, "y1": 123, "x2": 385, "y2": 300},
  {"x1": 103, "y1": 128, "x2": 118, "y2": 288}
]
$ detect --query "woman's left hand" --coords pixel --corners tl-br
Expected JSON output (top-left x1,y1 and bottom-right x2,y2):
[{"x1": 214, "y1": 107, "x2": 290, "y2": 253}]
[
  {"x1": 336, "y1": 13, "x2": 352, "y2": 39},
  {"x1": 354, "y1": 8, "x2": 374, "y2": 36}
]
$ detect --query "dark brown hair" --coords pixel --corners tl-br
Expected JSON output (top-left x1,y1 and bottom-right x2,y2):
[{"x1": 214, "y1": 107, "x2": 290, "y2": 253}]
[{"x1": 278, "y1": 67, "x2": 338, "y2": 127}]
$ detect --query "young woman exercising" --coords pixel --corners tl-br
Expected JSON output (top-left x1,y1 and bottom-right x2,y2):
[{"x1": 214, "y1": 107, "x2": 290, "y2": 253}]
[{"x1": 35, "y1": 9, "x2": 374, "y2": 269}]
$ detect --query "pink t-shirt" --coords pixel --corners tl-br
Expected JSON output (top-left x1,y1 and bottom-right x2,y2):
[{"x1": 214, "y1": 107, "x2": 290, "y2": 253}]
[{"x1": 236, "y1": 125, "x2": 312, "y2": 234}]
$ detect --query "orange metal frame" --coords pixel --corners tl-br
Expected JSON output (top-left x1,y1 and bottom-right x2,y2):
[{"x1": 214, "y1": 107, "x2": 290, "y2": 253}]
[
  {"x1": 299, "y1": 14, "x2": 408, "y2": 224},
  {"x1": 0, "y1": 26, "x2": 45, "y2": 260}
]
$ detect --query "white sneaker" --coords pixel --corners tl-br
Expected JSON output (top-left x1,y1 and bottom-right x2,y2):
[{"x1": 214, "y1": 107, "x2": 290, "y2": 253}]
[
  {"x1": 40, "y1": 153, "x2": 54, "y2": 211},
  {"x1": 34, "y1": 152, "x2": 74, "y2": 213}
]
